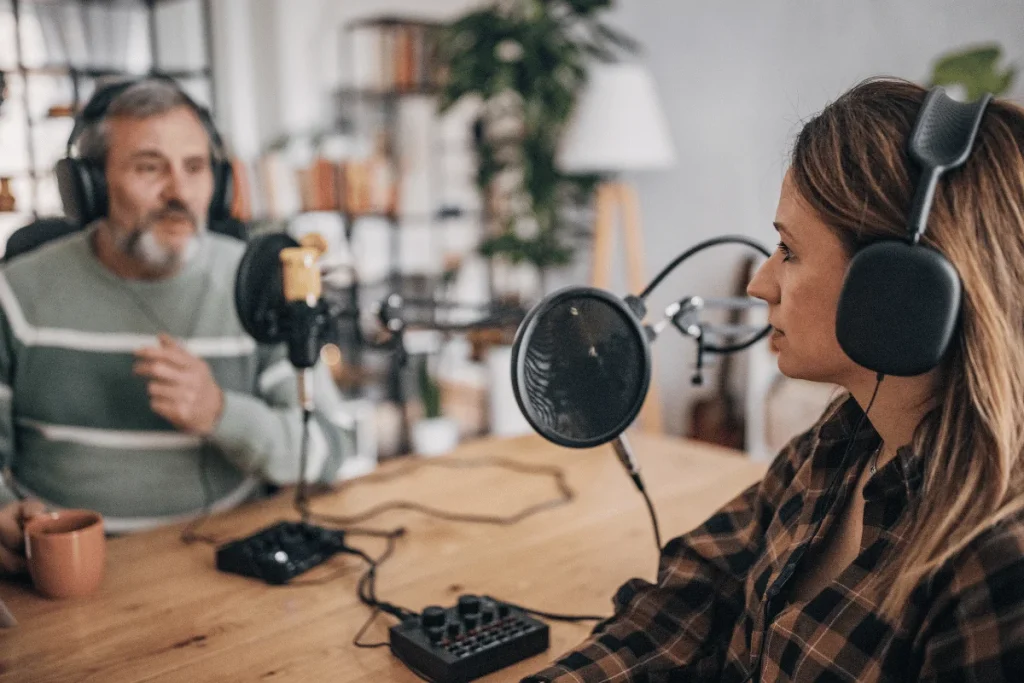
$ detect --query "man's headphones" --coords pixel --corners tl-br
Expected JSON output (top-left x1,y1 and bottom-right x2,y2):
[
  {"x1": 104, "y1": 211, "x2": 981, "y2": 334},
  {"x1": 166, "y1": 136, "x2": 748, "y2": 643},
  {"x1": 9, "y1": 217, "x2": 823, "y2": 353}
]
[
  {"x1": 835, "y1": 86, "x2": 992, "y2": 377},
  {"x1": 54, "y1": 76, "x2": 234, "y2": 226}
]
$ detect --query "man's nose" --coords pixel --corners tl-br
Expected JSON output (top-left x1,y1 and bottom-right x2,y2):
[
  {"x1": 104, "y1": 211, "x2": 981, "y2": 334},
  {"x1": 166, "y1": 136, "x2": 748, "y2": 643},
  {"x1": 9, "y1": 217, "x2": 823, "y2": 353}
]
[{"x1": 161, "y1": 167, "x2": 188, "y2": 202}]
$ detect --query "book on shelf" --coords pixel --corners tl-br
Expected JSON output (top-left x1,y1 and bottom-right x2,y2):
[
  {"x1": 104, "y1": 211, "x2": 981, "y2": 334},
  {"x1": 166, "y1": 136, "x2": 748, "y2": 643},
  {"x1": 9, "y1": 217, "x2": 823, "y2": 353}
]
[{"x1": 348, "y1": 21, "x2": 440, "y2": 93}]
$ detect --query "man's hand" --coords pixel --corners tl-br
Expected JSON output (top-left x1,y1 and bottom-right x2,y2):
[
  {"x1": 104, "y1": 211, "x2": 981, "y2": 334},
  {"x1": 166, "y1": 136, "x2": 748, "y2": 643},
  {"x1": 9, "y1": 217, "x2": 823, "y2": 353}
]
[
  {"x1": 134, "y1": 334, "x2": 224, "y2": 436},
  {"x1": 0, "y1": 499, "x2": 46, "y2": 575}
]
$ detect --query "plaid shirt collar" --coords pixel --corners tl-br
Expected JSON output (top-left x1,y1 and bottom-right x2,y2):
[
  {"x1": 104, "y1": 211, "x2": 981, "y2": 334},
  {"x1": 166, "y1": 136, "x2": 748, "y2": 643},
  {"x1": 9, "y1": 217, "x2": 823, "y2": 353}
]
[{"x1": 821, "y1": 396, "x2": 925, "y2": 504}]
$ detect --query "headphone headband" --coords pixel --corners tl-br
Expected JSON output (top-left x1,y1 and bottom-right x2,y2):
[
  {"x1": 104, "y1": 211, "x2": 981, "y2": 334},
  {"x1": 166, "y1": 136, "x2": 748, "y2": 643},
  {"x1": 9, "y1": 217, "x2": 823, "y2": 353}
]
[
  {"x1": 65, "y1": 75, "x2": 225, "y2": 159},
  {"x1": 834, "y1": 86, "x2": 992, "y2": 377}
]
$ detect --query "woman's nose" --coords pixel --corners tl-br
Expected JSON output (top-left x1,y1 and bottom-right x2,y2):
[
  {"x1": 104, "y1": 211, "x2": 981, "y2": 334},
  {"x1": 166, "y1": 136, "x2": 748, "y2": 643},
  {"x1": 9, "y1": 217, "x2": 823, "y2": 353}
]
[{"x1": 746, "y1": 258, "x2": 778, "y2": 304}]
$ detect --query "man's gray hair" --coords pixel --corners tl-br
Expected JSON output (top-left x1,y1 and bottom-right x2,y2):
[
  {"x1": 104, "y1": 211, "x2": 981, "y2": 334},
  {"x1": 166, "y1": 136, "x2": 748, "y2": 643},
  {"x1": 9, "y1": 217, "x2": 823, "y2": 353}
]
[{"x1": 76, "y1": 79, "x2": 211, "y2": 166}]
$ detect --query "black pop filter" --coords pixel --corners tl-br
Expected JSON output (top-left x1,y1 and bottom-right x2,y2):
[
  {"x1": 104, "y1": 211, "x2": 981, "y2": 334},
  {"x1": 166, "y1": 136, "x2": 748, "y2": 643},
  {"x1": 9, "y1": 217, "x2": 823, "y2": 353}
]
[
  {"x1": 234, "y1": 232, "x2": 300, "y2": 344},
  {"x1": 510, "y1": 286, "x2": 651, "y2": 449}
]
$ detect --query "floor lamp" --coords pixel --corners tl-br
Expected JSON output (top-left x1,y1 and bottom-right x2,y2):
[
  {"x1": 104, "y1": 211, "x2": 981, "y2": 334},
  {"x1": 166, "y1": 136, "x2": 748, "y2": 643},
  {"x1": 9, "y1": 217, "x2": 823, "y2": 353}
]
[{"x1": 556, "y1": 63, "x2": 676, "y2": 433}]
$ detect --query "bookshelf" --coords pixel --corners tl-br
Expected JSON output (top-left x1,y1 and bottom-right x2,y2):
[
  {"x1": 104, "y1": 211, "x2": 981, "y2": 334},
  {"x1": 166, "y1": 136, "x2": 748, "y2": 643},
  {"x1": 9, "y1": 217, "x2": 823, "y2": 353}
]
[{"x1": 316, "y1": 15, "x2": 510, "y2": 454}]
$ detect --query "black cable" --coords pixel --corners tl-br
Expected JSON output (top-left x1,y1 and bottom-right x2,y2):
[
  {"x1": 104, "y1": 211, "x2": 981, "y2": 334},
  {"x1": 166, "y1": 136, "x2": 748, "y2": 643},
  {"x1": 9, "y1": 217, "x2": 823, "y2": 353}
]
[
  {"x1": 347, "y1": 529, "x2": 419, "y2": 650},
  {"x1": 298, "y1": 456, "x2": 576, "y2": 528},
  {"x1": 631, "y1": 473, "x2": 662, "y2": 551},
  {"x1": 352, "y1": 607, "x2": 390, "y2": 648},
  {"x1": 489, "y1": 596, "x2": 605, "y2": 623},
  {"x1": 640, "y1": 235, "x2": 771, "y2": 301},
  {"x1": 182, "y1": 398, "x2": 600, "y2": 631},
  {"x1": 702, "y1": 326, "x2": 773, "y2": 355}
]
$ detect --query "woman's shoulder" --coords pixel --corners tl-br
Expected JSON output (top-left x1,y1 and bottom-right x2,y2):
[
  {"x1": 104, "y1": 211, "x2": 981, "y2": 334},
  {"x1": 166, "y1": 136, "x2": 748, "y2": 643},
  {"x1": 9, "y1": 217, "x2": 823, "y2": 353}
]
[{"x1": 929, "y1": 509, "x2": 1024, "y2": 608}]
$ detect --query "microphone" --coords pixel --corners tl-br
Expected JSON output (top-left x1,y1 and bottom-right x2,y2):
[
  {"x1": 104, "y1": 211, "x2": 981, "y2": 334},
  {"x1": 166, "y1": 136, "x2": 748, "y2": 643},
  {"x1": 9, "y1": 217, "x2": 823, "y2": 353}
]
[
  {"x1": 509, "y1": 236, "x2": 772, "y2": 474},
  {"x1": 279, "y1": 236, "x2": 330, "y2": 411}
]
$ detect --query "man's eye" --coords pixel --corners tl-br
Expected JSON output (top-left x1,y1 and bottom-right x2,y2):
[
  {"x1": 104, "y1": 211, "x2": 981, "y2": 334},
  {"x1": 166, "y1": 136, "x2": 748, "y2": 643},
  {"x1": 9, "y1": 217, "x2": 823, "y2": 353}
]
[{"x1": 136, "y1": 164, "x2": 159, "y2": 173}]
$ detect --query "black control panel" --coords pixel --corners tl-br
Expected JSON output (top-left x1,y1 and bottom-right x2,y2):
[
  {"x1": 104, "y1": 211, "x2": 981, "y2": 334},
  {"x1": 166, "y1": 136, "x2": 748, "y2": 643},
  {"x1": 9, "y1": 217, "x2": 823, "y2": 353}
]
[
  {"x1": 390, "y1": 594, "x2": 550, "y2": 682},
  {"x1": 215, "y1": 520, "x2": 346, "y2": 585}
]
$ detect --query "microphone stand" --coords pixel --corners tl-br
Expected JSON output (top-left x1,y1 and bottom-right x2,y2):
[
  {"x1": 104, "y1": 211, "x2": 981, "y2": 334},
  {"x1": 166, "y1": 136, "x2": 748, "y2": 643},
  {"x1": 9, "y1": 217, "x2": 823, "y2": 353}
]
[
  {"x1": 279, "y1": 242, "x2": 331, "y2": 520},
  {"x1": 618, "y1": 236, "x2": 774, "y2": 550}
]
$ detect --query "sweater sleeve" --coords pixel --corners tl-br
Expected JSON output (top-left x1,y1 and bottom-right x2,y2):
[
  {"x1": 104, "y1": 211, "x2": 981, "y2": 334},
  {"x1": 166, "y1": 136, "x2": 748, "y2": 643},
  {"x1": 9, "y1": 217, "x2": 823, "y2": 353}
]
[
  {"x1": 0, "y1": 305, "x2": 15, "y2": 506},
  {"x1": 209, "y1": 343, "x2": 355, "y2": 485}
]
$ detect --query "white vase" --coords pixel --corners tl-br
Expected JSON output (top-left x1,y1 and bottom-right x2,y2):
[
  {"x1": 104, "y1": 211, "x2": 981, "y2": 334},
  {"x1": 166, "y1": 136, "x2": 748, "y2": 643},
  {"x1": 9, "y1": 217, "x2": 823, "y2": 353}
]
[
  {"x1": 411, "y1": 417, "x2": 460, "y2": 457},
  {"x1": 487, "y1": 345, "x2": 533, "y2": 437}
]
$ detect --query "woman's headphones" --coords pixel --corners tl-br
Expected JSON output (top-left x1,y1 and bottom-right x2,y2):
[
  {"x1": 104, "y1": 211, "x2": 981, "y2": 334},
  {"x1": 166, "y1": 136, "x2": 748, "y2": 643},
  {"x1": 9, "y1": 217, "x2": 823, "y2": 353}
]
[
  {"x1": 54, "y1": 76, "x2": 234, "y2": 226},
  {"x1": 835, "y1": 86, "x2": 992, "y2": 377}
]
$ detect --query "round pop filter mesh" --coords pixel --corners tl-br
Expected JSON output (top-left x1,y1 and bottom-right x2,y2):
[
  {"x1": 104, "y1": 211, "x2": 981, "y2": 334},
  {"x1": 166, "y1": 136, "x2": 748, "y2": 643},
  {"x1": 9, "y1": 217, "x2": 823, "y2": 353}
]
[
  {"x1": 234, "y1": 232, "x2": 299, "y2": 343},
  {"x1": 512, "y1": 289, "x2": 651, "y2": 448}
]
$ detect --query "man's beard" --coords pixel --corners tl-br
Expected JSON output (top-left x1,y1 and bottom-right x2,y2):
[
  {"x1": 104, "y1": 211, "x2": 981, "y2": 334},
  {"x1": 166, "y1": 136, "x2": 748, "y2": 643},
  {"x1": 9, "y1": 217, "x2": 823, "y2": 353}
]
[{"x1": 116, "y1": 202, "x2": 205, "y2": 273}]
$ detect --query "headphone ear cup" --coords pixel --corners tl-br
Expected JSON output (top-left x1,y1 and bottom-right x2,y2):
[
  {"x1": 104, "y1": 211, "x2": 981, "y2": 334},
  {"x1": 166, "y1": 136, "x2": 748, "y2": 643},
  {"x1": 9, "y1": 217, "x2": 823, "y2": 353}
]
[
  {"x1": 89, "y1": 162, "x2": 107, "y2": 222},
  {"x1": 55, "y1": 157, "x2": 105, "y2": 225},
  {"x1": 208, "y1": 159, "x2": 233, "y2": 223},
  {"x1": 836, "y1": 240, "x2": 962, "y2": 376}
]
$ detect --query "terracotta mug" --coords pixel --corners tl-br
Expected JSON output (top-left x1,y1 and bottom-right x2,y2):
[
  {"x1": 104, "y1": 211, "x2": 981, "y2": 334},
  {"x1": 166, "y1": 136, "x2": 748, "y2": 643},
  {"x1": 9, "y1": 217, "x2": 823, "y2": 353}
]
[{"x1": 24, "y1": 510, "x2": 105, "y2": 599}]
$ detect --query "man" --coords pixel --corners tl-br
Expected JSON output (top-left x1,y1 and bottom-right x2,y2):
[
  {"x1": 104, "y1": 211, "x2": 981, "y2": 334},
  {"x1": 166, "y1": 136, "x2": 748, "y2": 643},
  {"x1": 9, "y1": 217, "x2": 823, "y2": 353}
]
[{"x1": 0, "y1": 79, "x2": 351, "y2": 574}]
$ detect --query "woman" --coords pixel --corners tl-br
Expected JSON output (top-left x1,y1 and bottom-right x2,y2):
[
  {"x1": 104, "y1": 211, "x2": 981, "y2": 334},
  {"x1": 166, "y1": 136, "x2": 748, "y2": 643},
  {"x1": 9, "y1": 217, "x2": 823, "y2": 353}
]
[{"x1": 525, "y1": 78, "x2": 1024, "y2": 681}]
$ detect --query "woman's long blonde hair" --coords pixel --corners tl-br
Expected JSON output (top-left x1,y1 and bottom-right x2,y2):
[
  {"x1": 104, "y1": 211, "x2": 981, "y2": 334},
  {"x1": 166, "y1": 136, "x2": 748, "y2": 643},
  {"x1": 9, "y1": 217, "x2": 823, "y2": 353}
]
[{"x1": 791, "y1": 78, "x2": 1024, "y2": 616}]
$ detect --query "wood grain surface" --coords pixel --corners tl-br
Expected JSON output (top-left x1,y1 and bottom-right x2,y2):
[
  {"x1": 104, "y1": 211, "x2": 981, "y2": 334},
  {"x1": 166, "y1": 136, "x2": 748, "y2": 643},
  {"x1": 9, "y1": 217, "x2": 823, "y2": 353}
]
[{"x1": 0, "y1": 433, "x2": 766, "y2": 682}]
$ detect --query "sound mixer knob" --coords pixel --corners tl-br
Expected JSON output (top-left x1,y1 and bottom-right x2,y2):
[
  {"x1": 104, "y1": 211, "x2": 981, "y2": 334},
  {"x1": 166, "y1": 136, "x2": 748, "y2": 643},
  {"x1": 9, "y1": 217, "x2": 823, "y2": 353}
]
[
  {"x1": 457, "y1": 594, "x2": 481, "y2": 618},
  {"x1": 421, "y1": 606, "x2": 446, "y2": 630},
  {"x1": 497, "y1": 603, "x2": 511, "y2": 619},
  {"x1": 446, "y1": 623, "x2": 460, "y2": 638},
  {"x1": 463, "y1": 614, "x2": 478, "y2": 630}
]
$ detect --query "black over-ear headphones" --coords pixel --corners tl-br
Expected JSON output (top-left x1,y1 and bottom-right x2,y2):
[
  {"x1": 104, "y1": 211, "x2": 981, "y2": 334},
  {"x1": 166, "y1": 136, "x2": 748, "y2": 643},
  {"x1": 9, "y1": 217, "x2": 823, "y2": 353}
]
[
  {"x1": 835, "y1": 86, "x2": 992, "y2": 377},
  {"x1": 54, "y1": 75, "x2": 234, "y2": 226}
]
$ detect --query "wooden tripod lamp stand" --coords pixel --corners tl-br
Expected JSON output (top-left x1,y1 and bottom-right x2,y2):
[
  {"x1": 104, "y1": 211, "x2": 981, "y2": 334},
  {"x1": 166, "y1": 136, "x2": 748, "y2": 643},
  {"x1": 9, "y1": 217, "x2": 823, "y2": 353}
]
[{"x1": 557, "y1": 63, "x2": 676, "y2": 434}]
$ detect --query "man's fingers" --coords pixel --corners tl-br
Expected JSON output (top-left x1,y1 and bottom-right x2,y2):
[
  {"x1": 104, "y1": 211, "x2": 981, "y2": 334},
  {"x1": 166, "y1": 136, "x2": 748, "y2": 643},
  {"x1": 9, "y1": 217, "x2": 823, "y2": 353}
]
[
  {"x1": 146, "y1": 382, "x2": 189, "y2": 402},
  {"x1": 135, "y1": 348, "x2": 190, "y2": 369},
  {"x1": 17, "y1": 500, "x2": 46, "y2": 523},
  {"x1": 158, "y1": 335, "x2": 197, "y2": 365},
  {"x1": 0, "y1": 543, "x2": 26, "y2": 576},
  {"x1": 134, "y1": 359, "x2": 188, "y2": 384},
  {"x1": 136, "y1": 336, "x2": 196, "y2": 369},
  {"x1": 157, "y1": 333, "x2": 179, "y2": 349},
  {"x1": 150, "y1": 397, "x2": 187, "y2": 425}
]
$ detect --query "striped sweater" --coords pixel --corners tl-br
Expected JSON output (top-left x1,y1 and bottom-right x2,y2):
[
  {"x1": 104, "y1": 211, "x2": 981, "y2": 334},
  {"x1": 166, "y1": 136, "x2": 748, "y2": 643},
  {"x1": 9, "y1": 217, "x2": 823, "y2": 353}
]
[{"x1": 0, "y1": 227, "x2": 350, "y2": 532}]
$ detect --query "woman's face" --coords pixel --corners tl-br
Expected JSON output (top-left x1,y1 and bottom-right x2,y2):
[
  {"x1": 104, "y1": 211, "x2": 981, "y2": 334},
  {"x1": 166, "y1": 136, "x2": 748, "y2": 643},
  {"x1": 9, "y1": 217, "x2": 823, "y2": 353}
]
[{"x1": 747, "y1": 170, "x2": 859, "y2": 385}]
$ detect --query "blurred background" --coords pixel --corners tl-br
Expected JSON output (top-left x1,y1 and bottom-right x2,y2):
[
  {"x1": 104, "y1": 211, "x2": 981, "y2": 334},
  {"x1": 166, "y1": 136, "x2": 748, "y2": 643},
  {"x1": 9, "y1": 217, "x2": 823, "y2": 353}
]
[{"x1": 0, "y1": 0, "x2": 1020, "y2": 466}]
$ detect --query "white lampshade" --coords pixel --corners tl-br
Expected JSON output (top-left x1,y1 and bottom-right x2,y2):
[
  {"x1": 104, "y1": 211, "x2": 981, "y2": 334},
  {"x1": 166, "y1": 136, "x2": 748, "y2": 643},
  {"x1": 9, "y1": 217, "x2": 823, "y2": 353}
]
[{"x1": 557, "y1": 63, "x2": 676, "y2": 173}]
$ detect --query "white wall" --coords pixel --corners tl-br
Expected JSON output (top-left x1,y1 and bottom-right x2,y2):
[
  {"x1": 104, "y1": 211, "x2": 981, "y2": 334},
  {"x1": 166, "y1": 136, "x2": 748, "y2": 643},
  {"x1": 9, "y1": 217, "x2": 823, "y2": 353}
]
[
  {"x1": 212, "y1": 0, "x2": 485, "y2": 152},
  {"x1": 604, "y1": 0, "x2": 1024, "y2": 438}
]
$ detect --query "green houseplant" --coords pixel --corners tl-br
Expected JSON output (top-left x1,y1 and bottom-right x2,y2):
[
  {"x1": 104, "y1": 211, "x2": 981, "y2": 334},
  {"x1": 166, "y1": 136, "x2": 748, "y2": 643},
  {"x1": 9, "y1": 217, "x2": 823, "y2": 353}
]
[
  {"x1": 418, "y1": 355, "x2": 442, "y2": 420},
  {"x1": 411, "y1": 355, "x2": 459, "y2": 456},
  {"x1": 438, "y1": 0, "x2": 637, "y2": 291},
  {"x1": 929, "y1": 43, "x2": 1017, "y2": 99}
]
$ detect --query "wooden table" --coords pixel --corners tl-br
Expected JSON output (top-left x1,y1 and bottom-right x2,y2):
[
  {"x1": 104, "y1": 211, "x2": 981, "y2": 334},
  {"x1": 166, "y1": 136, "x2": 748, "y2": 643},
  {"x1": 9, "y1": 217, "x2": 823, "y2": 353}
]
[{"x1": 0, "y1": 433, "x2": 767, "y2": 682}]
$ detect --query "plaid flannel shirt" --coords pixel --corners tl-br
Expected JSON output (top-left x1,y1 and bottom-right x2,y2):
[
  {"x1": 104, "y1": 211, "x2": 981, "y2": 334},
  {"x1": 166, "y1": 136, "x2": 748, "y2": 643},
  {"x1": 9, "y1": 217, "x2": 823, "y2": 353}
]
[{"x1": 524, "y1": 396, "x2": 1024, "y2": 682}]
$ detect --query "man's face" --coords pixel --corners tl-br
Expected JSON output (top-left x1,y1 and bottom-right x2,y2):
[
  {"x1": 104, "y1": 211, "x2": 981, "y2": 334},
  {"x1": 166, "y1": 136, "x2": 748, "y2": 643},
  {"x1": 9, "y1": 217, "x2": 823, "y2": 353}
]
[{"x1": 104, "y1": 106, "x2": 214, "y2": 274}]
